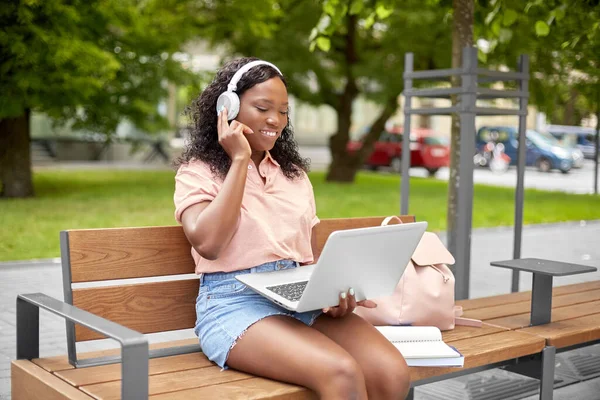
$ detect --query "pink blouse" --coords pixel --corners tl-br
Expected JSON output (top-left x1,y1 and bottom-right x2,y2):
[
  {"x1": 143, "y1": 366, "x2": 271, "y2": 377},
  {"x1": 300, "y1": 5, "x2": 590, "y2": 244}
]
[{"x1": 174, "y1": 152, "x2": 319, "y2": 274}]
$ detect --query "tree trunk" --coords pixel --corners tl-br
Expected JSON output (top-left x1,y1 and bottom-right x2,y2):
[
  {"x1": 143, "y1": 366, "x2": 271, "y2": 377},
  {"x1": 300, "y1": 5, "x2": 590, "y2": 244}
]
[
  {"x1": 0, "y1": 110, "x2": 34, "y2": 198},
  {"x1": 326, "y1": 13, "x2": 359, "y2": 182},
  {"x1": 327, "y1": 94, "x2": 400, "y2": 183},
  {"x1": 327, "y1": 83, "x2": 359, "y2": 182},
  {"x1": 447, "y1": 0, "x2": 473, "y2": 253},
  {"x1": 562, "y1": 87, "x2": 578, "y2": 125},
  {"x1": 326, "y1": 152, "x2": 363, "y2": 182}
]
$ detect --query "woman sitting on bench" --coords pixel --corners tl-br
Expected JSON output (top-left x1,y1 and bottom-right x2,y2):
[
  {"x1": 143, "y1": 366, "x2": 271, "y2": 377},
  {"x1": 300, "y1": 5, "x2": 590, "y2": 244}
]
[{"x1": 173, "y1": 57, "x2": 410, "y2": 400}]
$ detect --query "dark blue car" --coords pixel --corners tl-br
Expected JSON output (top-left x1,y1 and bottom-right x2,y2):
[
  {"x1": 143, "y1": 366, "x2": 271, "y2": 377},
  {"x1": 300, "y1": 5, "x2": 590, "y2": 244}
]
[{"x1": 476, "y1": 126, "x2": 573, "y2": 173}]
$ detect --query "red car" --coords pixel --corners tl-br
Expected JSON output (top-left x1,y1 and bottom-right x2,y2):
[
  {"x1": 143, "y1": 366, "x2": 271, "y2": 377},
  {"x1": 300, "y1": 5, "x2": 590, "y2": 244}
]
[{"x1": 347, "y1": 127, "x2": 450, "y2": 176}]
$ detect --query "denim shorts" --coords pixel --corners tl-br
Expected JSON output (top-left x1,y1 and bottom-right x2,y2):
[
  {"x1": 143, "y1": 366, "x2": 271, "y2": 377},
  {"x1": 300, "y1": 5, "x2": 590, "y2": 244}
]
[{"x1": 195, "y1": 259, "x2": 323, "y2": 369}]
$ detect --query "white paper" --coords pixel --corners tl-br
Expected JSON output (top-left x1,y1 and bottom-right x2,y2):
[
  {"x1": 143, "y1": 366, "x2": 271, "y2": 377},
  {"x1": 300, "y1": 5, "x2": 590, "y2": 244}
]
[
  {"x1": 375, "y1": 326, "x2": 463, "y2": 367},
  {"x1": 375, "y1": 326, "x2": 443, "y2": 343}
]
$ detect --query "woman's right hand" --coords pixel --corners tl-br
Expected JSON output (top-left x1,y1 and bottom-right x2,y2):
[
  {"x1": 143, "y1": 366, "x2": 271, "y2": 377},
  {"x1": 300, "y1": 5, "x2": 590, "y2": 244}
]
[
  {"x1": 322, "y1": 288, "x2": 377, "y2": 318},
  {"x1": 217, "y1": 106, "x2": 254, "y2": 161}
]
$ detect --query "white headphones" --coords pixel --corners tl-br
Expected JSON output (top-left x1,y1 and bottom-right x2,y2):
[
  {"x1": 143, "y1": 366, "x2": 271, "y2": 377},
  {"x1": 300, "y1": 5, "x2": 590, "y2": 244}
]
[{"x1": 216, "y1": 60, "x2": 282, "y2": 121}]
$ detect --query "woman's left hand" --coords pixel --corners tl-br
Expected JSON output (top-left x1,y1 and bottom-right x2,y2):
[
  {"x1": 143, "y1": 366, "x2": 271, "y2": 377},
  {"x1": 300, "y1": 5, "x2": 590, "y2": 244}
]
[{"x1": 322, "y1": 288, "x2": 377, "y2": 318}]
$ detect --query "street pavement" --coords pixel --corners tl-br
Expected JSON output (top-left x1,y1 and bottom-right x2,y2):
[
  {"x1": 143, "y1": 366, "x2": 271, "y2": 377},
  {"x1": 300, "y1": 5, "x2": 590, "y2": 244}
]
[
  {"x1": 1, "y1": 220, "x2": 599, "y2": 399},
  {"x1": 299, "y1": 146, "x2": 600, "y2": 194}
]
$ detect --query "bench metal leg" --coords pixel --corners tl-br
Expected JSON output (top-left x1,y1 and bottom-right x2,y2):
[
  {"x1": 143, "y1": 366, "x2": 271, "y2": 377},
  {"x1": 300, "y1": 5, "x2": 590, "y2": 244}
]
[
  {"x1": 531, "y1": 274, "x2": 553, "y2": 326},
  {"x1": 406, "y1": 387, "x2": 414, "y2": 400},
  {"x1": 122, "y1": 340, "x2": 149, "y2": 400},
  {"x1": 539, "y1": 346, "x2": 555, "y2": 400},
  {"x1": 16, "y1": 298, "x2": 39, "y2": 360}
]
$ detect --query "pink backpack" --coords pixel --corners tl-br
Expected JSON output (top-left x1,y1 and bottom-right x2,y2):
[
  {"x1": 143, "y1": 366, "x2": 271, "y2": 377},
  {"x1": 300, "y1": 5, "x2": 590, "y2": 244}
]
[{"x1": 354, "y1": 217, "x2": 481, "y2": 330}]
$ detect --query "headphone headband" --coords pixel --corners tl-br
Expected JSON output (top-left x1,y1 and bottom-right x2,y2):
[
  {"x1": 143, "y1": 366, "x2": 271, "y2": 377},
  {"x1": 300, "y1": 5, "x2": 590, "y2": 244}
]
[{"x1": 226, "y1": 60, "x2": 282, "y2": 92}]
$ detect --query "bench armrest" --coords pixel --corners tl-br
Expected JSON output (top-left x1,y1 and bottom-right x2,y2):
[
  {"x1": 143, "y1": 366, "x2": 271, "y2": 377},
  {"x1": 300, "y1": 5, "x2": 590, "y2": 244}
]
[
  {"x1": 16, "y1": 292, "x2": 148, "y2": 400},
  {"x1": 490, "y1": 258, "x2": 597, "y2": 326}
]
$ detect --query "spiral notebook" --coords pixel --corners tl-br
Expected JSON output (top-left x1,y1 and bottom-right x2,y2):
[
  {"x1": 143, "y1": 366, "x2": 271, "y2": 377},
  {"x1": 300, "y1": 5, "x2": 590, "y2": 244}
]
[{"x1": 376, "y1": 326, "x2": 464, "y2": 367}]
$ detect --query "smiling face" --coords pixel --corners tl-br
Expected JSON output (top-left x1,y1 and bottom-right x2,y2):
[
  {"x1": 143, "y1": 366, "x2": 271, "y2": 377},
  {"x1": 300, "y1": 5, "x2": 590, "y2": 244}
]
[{"x1": 236, "y1": 77, "x2": 289, "y2": 157}]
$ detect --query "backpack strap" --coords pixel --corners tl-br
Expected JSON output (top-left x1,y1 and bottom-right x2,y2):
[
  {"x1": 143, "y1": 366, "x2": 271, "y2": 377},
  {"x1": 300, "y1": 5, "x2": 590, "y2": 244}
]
[
  {"x1": 454, "y1": 305, "x2": 482, "y2": 327},
  {"x1": 381, "y1": 216, "x2": 403, "y2": 226}
]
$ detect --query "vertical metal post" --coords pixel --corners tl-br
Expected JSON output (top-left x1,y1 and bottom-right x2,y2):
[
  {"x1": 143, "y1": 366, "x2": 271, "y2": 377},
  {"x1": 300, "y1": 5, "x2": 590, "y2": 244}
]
[
  {"x1": 122, "y1": 339, "x2": 150, "y2": 400},
  {"x1": 594, "y1": 85, "x2": 599, "y2": 195},
  {"x1": 512, "y1": 55, "x2": 530, "y2": 293},
  {"x1": 401, "y1": 53, "x2": 414, "y2": 215},
  {"x1": 454, "y1": 46, "x2": 477, "y2": 300},
  {"x1": 16, "y1": 297, "x2": 39, "y2": 360},
  {"x1": 530, "y1": 274, "x2": 553, "y2": 326},
  {"x1": 539, "y1": 346, "x2": 556, "y2": 400},
  {"x1": 61, "y1": 231, "x2": 78, "y2": 366}
]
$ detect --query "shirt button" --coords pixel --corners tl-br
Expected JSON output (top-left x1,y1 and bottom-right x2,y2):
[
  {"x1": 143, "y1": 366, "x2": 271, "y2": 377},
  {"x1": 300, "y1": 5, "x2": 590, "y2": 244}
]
[{"x1": 248, "y1": 165, "x2": 252, "y2": 170}]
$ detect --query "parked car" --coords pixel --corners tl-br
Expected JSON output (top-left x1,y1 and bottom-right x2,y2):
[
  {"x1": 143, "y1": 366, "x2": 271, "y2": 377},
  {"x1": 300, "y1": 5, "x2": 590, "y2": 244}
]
[
  {"x1": 476, "y1": 126, "x2": 574, "y2": 173},
  {"x1": 347, "y1": 127, "x2": 450, "y2": 176},
  {"x1": 546, "y1": 125, "x2": 597, "y2": 161}
]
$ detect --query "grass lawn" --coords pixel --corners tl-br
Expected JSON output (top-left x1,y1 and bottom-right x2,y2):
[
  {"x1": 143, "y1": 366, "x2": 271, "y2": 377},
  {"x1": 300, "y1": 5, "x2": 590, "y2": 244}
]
[{"x1": 1, "y1": 168, "x2": 599, "y2": 262}]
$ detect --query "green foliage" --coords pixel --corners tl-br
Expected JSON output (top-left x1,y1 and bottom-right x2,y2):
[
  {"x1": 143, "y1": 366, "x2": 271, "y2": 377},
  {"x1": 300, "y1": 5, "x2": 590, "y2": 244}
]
[
  {"x1": 315, "y1": 0, "x2": 599, "y2": 125},
  {"x1": 2, "y1": 169, "x2": 599, "y2": 261},
  {"x1": 534, "y1": 21, "x2": 550, "y2": 37},
  {"x1": 479, "y1": 0, "x2": 599, "y2": 124},
  {"x1": 196, "y1": 0, "x2": 452, "y2": 109},
  {"x1": 0, "y1": 0, "x2": 203, "y2": 134}
]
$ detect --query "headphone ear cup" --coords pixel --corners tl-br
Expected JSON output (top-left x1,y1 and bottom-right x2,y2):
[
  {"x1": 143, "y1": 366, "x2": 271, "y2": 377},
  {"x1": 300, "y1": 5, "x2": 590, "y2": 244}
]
[{"x1": 216, "y1": 92, "x2": 240, "y2": 121}]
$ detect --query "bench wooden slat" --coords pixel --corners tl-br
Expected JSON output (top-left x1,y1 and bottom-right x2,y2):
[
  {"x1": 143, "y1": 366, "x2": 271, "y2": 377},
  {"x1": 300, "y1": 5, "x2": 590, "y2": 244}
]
[
  {"x1": 463, "y1": 288, "x2": 600, "y2": 321},
  {"x1": 80, "y1": 365, "x2": 253, "y2": 400},
  {"x1": 519, "y1": 313, "x2": 600, "y2": 349},
  {"x1": 313, "y1": 216, "x2": 415, "y2": 259},
  {"x1": 149, "y1": 377, "x2": 314, "y2": 400},
  {"x1": 11, "y1": 360, "x2": 93, "y2": 400},
  {"x1": 68, "y1": 226, "x2": 195, "y2": 282},
  {"x1": 486, "y1": 299, "x2": 600, "y2": 330},
  {"x1": 33, "y1": 338, "x2": 199, "y2": 373},
  {"x1": 56, "y1": 352, "x2": 212, "y2": 387},
  {"x1": 67, "y1": 216, "x2": 414, "y2": 284},
  {"x1": 73, "y1": 279, "x2": 198, "y2": 341},
  {"x1": 456, "y1": 291, "x2": 531, "y2": 311},
  {"x1": 456, "y1": 280, "x2": 600, "y2": 312},
  {"x1": 442, "y1": 323, "x2": 507, "y2": 342},
  {"x1": 409, "y1": 330, "x2": 545, "y2": 382}
]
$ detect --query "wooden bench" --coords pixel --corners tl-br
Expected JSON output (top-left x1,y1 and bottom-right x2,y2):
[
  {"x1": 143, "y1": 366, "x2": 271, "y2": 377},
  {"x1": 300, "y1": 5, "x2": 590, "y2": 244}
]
[
  {"x1": 13, "y1": 216, "x2": 570, "y2": 399},
  {"x1": 460, "y1": 278, "x2": 600, "y2": 361}
]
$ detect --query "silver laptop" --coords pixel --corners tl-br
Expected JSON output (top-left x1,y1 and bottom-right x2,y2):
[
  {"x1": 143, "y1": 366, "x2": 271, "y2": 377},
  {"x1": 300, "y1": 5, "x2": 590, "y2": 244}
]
[{"x1": 235, "y1": 221, "x2": 427, "y2": 313}]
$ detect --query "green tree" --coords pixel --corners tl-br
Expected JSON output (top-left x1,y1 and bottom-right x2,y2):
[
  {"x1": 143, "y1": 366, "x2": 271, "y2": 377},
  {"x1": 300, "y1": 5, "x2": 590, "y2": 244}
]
[
  {"x1": 0, "y1": 0, "x2": 201, "y2": 198},
  {"x1": 480, "y1": 0, "x2": 599, "y2": 125},
  {"x1": 198, "y1": 0, "x2": 453, "y2": 182},
  {"x1": 312, "y1": 0, "x2": 599, "y2": 247}
]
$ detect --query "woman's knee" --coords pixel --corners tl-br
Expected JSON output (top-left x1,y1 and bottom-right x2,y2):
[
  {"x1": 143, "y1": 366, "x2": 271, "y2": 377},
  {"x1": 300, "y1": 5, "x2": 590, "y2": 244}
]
[
  {"x1": 366, "y1": 354, "x2": 411, "y2": 399},
  {"x1": 315, "y1": 353, "x2": 366, "y2": 397}
]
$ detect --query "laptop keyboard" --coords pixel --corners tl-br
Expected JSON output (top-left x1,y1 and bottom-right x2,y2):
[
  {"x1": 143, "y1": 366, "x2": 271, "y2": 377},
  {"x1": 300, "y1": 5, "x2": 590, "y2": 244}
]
[{"x1": 266, "y1": 281, "x2": 308, "y2": 302}]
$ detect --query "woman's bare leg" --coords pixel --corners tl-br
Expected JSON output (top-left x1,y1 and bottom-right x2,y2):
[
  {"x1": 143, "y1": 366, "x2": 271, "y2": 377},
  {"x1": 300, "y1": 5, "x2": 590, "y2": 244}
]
[
  {"x1": 226, "y1": 315, "x2": 368, "y2": 400},
  {"x1": 312, "y1": 313, "x2": 411, "y2": 400}
]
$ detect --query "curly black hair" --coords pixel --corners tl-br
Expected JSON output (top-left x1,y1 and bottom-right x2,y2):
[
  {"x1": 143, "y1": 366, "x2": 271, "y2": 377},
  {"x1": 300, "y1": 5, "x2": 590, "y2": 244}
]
[{"x1": 175, "y1": 57, "x2": 310, "y2": 181}]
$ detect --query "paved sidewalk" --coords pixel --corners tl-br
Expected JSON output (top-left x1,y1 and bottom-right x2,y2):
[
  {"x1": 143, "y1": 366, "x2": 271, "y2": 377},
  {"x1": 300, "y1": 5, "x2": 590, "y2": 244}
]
[{"x1": 1, "y1": 221, "x2": 599, "y2": 398}]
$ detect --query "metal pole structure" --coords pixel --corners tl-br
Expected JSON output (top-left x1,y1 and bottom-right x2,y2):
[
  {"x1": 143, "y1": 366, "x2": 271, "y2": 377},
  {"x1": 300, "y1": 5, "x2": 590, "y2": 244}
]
[
  {"x1": 454, "y1": 46, "x2": 478, "y2": 300},
  {"x1": 511, "y1": 55, "x2": 530, "y2": 293},
  {"x1": 401, "y1": 53, "x2": 414, "y2": 215},
  {"x1": 595, "y1": 84, "x2": 599, "y2": 195}
]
